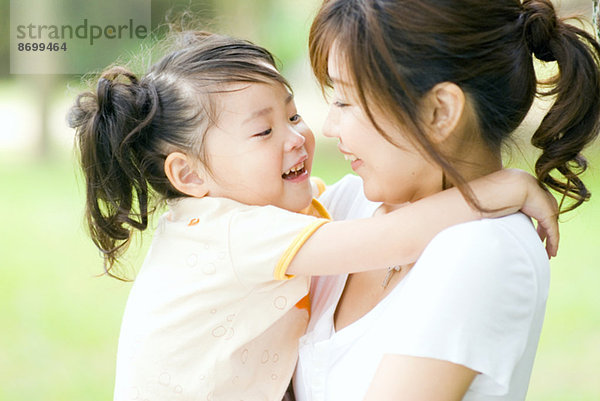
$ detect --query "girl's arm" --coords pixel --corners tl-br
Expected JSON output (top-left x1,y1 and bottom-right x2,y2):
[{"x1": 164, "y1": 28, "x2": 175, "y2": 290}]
[{"x1": 286, "y1": 168, "x2": 558, "y2": 276}]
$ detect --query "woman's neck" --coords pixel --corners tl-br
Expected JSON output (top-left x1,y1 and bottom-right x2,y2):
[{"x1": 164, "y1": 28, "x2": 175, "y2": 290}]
[
  {"x1": 452, "y1": 146, "x2": 503, "y2": 184},
  {"x1": 380, "y1": 142, "x2": 502, "y2": 213}
]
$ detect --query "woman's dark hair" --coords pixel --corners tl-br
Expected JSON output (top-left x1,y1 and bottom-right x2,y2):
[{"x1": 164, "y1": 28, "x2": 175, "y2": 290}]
[
  {"x1": 68, "y1": 31, "x2": 289, "y2": 280},
  {"x1": 310, "y1": 0, "x2": 600, "y2": 212}
]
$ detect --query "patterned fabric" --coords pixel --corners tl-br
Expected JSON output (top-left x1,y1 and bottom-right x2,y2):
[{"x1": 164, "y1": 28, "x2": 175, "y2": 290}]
[{"x1": 113, "y1": 196, "x2": 330, "y2": 401}]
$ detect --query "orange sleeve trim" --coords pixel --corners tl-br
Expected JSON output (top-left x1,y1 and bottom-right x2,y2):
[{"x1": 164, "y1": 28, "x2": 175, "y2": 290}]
[
  {"x1": 274, "y1": 219, "x2": 330, "y2": 281},
  {"x1": 310, "y1": 177, "x2": 327, "y2": 197},
  {"x1": 310, "y1": 198, "x2": 332, "y2": 220}
]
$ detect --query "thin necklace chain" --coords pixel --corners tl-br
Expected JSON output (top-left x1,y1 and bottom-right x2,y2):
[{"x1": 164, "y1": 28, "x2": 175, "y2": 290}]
[{"x1": 381, "y1": 265, "x2": 402, "y2": 288}]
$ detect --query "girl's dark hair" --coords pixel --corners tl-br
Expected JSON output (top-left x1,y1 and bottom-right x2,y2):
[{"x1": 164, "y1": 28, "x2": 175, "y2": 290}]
[
  {"x1": 310, "y1": 0, "x2": 600, "y2": 212},
  {"x1": 68, "y1": 31, "x2": 289, "y2": 279}
]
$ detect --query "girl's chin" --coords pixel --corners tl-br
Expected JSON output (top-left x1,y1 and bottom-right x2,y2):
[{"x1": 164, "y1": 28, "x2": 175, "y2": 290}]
[{"x1": 277, "y1": 191, "x2": 313, "y2": 213}]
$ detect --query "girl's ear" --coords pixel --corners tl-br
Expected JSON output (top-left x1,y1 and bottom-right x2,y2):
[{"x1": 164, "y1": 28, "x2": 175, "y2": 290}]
[
  {"x1": 421, "y1": 82, "x2": 466, "y2": 144},
  {"x1": 164, "y1": 152, "x2": 209, "y2": 198}
]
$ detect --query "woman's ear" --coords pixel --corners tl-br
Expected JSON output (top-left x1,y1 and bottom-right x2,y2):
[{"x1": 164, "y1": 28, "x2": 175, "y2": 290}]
[
  {"x1": 422, "y1": 82, "x2": 466, "y2": 144},
  {"x1": 164, "y1": 152, "x2": 209, "y2": 198}
]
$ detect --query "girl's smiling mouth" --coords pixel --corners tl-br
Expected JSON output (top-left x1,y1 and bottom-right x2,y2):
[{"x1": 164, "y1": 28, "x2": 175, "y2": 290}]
[{"x1": 282, "y1": 160, "x2": 308, "y2": 181}]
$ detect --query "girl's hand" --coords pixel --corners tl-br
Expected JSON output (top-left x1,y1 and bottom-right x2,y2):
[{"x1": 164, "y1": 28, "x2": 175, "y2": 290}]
[
  {"x1": 477, "y1": 168, "x2": 559, "y2": 258},
  {"x1": 516, "y1": 169, "x2": 559, "y2": 258}
]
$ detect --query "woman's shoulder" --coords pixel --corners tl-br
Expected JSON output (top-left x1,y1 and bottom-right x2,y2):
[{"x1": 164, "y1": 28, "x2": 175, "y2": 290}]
[
  {"x1": 318, "y1": 174, "x2": 363, "y2": 206},
  {"x1": 375, "y1": 213, "x2": 550, "y2": 397},
  {"x1": 319, "y1": 174, "x2": 381, "y2": 220},
  {"x1": 411, "y1": 213, "x2": 550, "y2": 298},
  {"x1": 424, "y1": 212, "x2": 546, "y2": 262},
  {"x1": 374, "y1": 213, "x2": 551, "y2": 394}
]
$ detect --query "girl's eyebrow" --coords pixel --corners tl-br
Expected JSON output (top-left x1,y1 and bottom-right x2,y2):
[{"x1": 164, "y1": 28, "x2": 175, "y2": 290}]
[
  {"x1": 242, "y1": 94, "x2": 294, "y2": 124},
  {"x1": 243, "y1": 107, "x2": 273, "y2": 124}
]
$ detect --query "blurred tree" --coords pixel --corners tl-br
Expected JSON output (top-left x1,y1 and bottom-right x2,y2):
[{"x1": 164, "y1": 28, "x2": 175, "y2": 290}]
[
  {"x1": 32, "y1": 76, "x2": 59, "y2": 158},
  {"x1": 151, "y1": 0, "x2": 215, "y2": 32},
  {"x1": 213, "y1": 0, "x2": 316, "y2": 69},
  {"x1": 0, "y1": 0, "x2": 313, "y2": 157},
  {"x1": 15, "y1": 0, "x2": 62, "y2": 158},
  {"x1": 150, "y1": 0, "x2": 312, "y2": 69},
  {"x1": 0, "y1": 0, "x2": 10, "y2": 77}
]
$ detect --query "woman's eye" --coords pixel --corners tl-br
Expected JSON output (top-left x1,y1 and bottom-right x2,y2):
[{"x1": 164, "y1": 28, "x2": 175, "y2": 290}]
[
  {"x1": 333, "y1": 100, "x2": 350, "y2": 108},
  {"x1": 289, "y1": 114, "x2": 301, "y2": 123},
  {"x1": 253, "y1": 128, "x2": 272, "y2": 137}
]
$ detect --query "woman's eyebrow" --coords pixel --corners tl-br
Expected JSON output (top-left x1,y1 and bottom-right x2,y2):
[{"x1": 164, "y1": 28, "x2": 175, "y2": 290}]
[{"x1": 330, "y1": 75, "x2": 351, "y2": 86}]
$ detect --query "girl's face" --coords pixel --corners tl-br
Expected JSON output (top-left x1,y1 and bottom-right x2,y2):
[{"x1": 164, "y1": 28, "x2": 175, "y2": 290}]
[
  {"x1": 200, "y1": 81, "x2": 315, "y2": 212},
  {"x1": 323, "y1": 49, "x2": 442, "y2": 204}
]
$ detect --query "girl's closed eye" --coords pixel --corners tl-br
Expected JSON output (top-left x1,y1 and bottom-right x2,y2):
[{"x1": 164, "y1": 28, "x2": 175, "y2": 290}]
[{"x1": 253, "y1": 128, "x2": 272, "y2": 138}]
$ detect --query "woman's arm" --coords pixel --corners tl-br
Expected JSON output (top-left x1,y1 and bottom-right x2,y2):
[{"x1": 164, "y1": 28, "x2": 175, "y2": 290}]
[
  {"x1": 364, "y1": 356, "x2": 477, "y2": 401},
  {"x1": 287, "y1": 168, "x2": 558, "y2": 276}
]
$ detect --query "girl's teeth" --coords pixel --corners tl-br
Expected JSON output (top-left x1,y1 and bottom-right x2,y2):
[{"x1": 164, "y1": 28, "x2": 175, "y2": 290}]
[
  {"x1": 283, "y1": 162, "x2": 305, "y2": 176},
  {"x1": 344, "y1": 154, "x2": 358, "y2": 162}
]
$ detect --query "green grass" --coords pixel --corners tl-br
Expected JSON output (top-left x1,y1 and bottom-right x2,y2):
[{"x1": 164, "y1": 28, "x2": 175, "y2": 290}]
[
  {"x1": 0, "y1": 146, "x2": 599, "y2": 401},
  {"x1": 0, "y1": 155, "x2": 130, "y2": 400}
]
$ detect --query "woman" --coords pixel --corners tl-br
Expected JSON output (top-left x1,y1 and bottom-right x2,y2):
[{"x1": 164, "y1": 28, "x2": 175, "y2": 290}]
[{"x1": 294, "y1": 0, "x2": 600, "y2": 400}]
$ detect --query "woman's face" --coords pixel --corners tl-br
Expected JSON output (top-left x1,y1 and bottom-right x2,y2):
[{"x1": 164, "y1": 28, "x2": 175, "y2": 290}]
[{"x1": 323, "y1": 49, "x2": 442, "y2": 204}]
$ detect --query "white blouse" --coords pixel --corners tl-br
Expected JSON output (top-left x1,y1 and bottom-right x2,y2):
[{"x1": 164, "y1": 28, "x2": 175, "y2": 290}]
[{"x1": 294, "y1": 175, "x2": 550, "y2": 401}]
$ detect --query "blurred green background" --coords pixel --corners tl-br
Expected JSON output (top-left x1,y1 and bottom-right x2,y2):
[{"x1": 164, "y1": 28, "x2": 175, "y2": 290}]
[{"x1": 0, "y1": 0, "x2": 599, "y2": 400}]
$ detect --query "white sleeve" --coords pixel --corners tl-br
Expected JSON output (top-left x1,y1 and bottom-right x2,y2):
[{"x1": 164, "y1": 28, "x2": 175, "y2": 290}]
[
  {"x1": 319, "y1": 174, "x2": 381, "y2": 221},
  {"x1": 379, "y1": 218, "x2": 543, "y2": 395},
  {"x1": 228, "y1": 204, "x2": 328, "y2": 286}
]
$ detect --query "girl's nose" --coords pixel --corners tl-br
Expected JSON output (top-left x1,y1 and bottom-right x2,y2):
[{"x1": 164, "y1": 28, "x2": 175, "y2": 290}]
[
  {"x1": 284, "y1": 128, "x2": 306, "y2": 152},
  {"x1": 322, "y1": 105, "x2": 339, "y2": 139}
]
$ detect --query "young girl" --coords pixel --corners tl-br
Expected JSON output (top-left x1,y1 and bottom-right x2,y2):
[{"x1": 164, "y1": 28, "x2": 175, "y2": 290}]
[{"x1": 68, "y1": 31, "x2": 558, "y2": 401}]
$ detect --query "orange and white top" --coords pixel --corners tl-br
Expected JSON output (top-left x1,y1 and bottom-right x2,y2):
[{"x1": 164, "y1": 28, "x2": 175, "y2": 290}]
[{"x1": 113, "y1": 192, "x2": 330, "y2": 401}]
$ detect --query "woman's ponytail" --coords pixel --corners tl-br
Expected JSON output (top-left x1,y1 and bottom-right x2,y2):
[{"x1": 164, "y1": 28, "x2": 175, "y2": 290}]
[
  {"x1": 523, "y1": 0, "x2": 600, "y2": 212},
  {"x1": 69, "y1": 66, "x2": 158, "y2": 279}
]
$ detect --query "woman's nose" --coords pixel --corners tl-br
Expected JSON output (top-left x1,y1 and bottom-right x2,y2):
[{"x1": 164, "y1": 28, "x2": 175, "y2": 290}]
[
  {"x1": 284, "y1": 128, "x2": 306, "y2": 152},
  {"x1": 322, "y1": 105, "x2": 339, "y2": 138}
]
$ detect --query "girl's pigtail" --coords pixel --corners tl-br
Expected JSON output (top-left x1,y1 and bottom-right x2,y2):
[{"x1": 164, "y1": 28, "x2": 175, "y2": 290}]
[
  {"x1": 69, "y1": 66, "x2": 159, "y2": 278},
  {"x1": 523, "y1": 0, "x2": 600, "y2": 212}
]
